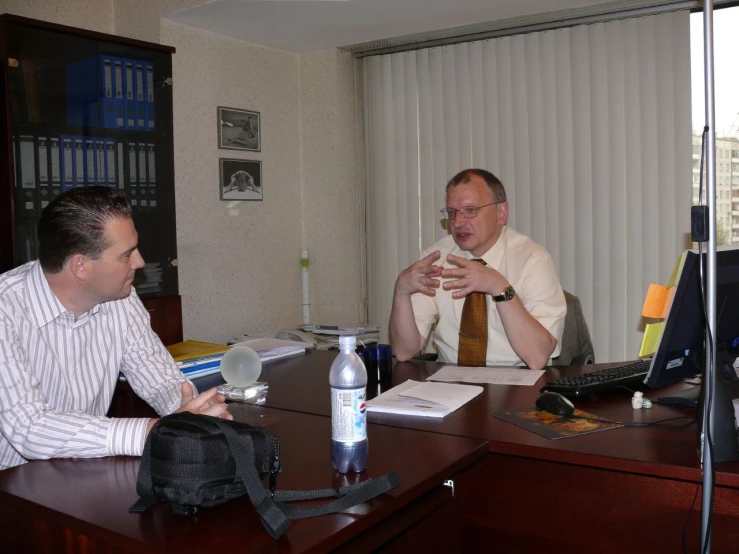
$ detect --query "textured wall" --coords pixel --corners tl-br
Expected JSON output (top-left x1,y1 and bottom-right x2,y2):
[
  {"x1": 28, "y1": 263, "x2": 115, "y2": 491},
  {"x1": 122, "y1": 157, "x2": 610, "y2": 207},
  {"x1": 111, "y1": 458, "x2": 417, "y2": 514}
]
[
  {"x1": 299, "y1": 50, "x2": 363, "y2": 325},
  {"x1": 0, "y1": 0, "x2": 113, "y2": 33},
  {"x1": 113, "y1": 0, "x2": 160, "y2": 43},
  {"x1": 162, "y1": 20, "x2": 306, "y2": 342},
  {"x1": 113, "y1": 0, "x2": 211, "y2": 43}
]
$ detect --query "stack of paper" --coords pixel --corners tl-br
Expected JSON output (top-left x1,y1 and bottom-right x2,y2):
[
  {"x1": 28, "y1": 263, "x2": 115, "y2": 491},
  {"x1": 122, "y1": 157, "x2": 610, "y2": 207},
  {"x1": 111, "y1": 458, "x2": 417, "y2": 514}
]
[
  {"x1": 232, "y1": 337, "x2": 308, "y2": 362},
  {"x1": 427, "y1": 366, "x2": 545, "y2": 386},
  {"x1": 366, "y1": 380, "x2": 483, "y2": 418},
  {"x1": 300, "y1": 325, "x2": 380, "y2": 348}
]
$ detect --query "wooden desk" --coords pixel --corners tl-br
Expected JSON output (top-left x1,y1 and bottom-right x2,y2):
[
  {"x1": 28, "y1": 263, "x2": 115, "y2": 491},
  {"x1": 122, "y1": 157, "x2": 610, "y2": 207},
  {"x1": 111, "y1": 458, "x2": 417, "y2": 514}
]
[
  {"x1": 0, "y1": 406, "x2": 486, "y2": 554},
  {"x1": 192, "y1": 350, "x2": 739, "y2": 553}
]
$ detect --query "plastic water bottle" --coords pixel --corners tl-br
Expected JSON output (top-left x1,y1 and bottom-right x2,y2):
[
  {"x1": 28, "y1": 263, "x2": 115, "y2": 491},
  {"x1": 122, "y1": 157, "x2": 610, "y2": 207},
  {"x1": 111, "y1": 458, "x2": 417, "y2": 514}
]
[{"x1": 330, "y1": 335, "x2": 368, "y2": 473}]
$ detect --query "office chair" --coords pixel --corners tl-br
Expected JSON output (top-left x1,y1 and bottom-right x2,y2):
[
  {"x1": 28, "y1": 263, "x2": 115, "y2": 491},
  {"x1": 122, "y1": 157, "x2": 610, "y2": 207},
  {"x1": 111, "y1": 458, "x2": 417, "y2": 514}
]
[
  {"x1": 552, "y1": 290, "x2": 595, "y2": 366},
  {"x1": 413, "y1": 290, "x2": 595, "y2": 366}
]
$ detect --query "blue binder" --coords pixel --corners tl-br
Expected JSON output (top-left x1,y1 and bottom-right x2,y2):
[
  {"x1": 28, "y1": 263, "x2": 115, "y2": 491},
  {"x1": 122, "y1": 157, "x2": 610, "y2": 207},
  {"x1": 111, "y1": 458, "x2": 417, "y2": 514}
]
[
  {"x1": 145, "y1": 62, "x2": 155, "y2": 131},
  {"x1": 60, "y1": 136, "x2": 75, "y2": 191},
  {"x1": 135, "y1": 61, "x2": 146, "y2": 131},
  {"x1": 65, "y1": 55, "x2": 115, "y2": 129},
  {"x1": 113, "y1": 58, "x2": 125, "y2": 129},
  {"x1": 66, "y1": 57, "x2": 98, "y2": 128},
  {"x1": 123, "y1": 59, "x2": 136, "y2": 130},
  {"x1": 84, "y1": 137, "x2": 97, "y2": 185}
]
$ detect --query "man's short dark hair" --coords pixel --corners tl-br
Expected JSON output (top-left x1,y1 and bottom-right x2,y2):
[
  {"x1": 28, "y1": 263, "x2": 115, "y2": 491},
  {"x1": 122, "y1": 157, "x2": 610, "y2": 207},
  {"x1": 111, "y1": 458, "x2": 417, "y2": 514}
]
[
  {"x1": 446, "y1": 169, "x2": 507, "y2": 202},
  {"x1": 38, "y1": 186, "x2": 132, "y2": 273}
]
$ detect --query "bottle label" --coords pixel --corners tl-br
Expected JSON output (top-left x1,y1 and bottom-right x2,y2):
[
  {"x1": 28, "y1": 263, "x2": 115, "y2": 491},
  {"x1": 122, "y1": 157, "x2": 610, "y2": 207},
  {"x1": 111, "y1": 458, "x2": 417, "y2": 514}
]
[{"x1": 331, "y1": 387, "x2": 367, "y2": 442}]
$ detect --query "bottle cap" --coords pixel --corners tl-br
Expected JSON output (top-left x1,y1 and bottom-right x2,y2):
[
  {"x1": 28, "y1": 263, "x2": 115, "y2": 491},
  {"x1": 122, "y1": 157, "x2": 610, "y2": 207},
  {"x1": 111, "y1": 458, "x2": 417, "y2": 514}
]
[
  {"x1": 339, "y1": 335, "x2": 357, "y2": 350},
  {"x1": 633, "y1": 391, "x2": 643, "y2": 398}
]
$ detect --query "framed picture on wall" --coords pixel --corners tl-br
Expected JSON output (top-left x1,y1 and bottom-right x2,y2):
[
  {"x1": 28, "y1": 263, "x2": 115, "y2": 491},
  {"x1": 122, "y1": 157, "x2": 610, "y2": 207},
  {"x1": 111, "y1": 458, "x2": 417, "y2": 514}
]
[
  {"x1": 220, "y1": 158, "x2": 263, "y2": 201},
  {"x1": 218, "y1": 106, "x2": 261, "y2": 152}
]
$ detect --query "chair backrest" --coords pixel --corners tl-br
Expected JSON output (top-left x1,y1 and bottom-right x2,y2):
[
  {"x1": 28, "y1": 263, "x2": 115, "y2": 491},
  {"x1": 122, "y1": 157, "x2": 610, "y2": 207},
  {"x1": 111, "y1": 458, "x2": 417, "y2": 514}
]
[{"x1": 552, "y1": 290, "x2": 595, "y2": 365}]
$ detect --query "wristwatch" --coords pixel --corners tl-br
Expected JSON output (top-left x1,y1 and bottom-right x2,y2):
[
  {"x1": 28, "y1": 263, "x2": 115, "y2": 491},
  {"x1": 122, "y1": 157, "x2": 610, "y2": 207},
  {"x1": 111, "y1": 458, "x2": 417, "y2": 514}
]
[{"x1": 492, "y1": 285, "x2": 516, "y2": 303}]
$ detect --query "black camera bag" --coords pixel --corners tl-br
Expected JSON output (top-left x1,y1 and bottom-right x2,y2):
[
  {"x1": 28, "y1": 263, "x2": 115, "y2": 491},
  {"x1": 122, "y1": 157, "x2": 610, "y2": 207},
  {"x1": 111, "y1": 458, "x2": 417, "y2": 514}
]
[{"x1": 129, "y1": 412, "x2": 400, "y2": 540}]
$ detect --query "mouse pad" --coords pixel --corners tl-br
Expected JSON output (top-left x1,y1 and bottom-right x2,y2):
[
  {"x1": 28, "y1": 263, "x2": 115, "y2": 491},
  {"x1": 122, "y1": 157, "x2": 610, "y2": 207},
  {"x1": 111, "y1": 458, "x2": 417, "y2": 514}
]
[{"x1": 493, "y1": 408, "x2": 623, "y2": 439}]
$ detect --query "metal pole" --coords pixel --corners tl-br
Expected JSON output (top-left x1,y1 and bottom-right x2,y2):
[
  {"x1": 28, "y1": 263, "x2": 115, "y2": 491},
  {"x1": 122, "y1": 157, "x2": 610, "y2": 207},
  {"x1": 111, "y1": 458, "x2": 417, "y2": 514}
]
[{"x1": 701, "y1": 1, "x2": 717, "y2": 551}]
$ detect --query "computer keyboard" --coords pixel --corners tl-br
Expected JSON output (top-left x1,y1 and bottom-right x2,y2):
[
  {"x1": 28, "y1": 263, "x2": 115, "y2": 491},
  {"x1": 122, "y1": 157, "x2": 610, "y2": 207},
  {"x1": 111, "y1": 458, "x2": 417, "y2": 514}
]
[{"x1": 540, "y1": 360, "x2": 651, "y2": 398}]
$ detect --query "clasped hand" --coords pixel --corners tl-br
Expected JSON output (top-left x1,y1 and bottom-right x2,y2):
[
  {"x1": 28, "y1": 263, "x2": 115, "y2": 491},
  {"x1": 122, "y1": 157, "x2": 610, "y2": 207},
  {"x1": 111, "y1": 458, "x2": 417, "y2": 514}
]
[{"x1": 396, "y1": 252, "x2": 509, "y2": 299}]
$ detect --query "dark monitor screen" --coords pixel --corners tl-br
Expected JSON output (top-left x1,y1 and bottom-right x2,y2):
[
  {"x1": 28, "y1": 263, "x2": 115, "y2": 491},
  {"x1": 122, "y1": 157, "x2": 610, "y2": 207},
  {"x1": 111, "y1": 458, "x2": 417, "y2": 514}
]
[{"x1": 644, "y1": 246, "x2": 739, "y2": 390}]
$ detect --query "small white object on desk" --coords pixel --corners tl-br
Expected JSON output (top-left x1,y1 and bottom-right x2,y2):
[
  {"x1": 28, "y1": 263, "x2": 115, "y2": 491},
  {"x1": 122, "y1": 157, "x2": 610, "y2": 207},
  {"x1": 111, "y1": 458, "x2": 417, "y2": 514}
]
[{"x1": 632, "y1": 391, "x2": 644, "y2": 409}]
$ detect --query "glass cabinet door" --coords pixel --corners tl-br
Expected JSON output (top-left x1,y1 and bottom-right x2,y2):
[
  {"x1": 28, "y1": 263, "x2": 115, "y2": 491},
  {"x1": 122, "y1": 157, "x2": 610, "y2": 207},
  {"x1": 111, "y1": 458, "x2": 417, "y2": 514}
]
[{"x1": 2, "y1": 18, "x2": 178, "y2": 298}]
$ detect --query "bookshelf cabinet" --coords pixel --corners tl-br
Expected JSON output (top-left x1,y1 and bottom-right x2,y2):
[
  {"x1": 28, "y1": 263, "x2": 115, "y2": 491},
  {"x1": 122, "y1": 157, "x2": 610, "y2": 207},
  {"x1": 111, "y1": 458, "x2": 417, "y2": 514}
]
[{"x1": 0, "y1": 14, "x2": 182, "y2": 341}]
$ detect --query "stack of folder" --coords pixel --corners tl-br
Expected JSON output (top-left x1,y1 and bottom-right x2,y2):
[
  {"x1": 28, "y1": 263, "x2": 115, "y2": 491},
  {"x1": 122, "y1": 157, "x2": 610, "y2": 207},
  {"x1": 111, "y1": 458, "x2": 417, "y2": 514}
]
[{"x1": 167, "y1": 340, "x2": 231, "y2": 379}]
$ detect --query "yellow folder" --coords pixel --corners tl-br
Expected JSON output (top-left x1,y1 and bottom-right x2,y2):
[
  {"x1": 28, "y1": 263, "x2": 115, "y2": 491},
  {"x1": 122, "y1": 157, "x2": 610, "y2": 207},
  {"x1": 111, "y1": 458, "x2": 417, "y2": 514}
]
[{"x1": 166, "y1": 340, "x2": 230, "y2": 362}]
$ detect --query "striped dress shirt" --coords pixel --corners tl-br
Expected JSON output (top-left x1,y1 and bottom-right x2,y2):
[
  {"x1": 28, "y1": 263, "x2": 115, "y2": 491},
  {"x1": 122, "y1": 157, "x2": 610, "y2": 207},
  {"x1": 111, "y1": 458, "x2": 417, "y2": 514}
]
[{"x1": 0, "y1": 261, "x2": 185, "y2": 470}]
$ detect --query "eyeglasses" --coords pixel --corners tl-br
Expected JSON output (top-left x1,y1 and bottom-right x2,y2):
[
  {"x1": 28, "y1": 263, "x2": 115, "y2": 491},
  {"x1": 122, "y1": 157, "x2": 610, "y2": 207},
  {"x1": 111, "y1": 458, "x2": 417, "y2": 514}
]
[{"x1": 440, "y1": 201, "x2": 504, "y2": 221}]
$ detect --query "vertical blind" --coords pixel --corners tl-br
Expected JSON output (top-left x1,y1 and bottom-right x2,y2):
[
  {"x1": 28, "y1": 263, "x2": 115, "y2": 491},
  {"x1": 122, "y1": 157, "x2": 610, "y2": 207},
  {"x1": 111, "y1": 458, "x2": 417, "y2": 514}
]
[{"x1": 363, "y1": 11, "x2": 692, "y2": 362}]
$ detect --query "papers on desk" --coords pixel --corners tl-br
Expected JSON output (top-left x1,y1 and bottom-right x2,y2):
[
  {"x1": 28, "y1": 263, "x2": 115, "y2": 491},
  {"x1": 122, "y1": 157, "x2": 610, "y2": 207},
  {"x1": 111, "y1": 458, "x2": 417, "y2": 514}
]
[
  {"x1": 366, "y1": 379, "x2": 483, "y2": 418},
  {"x1": 232, "y1": 338, "x2": 309, "y2": 362},
  {"x1": 301, "y1": 325, "x2": 379, "y2": 336},
  {"x1": 427, "y1": 366, "x2": 545, "y2": 386}
]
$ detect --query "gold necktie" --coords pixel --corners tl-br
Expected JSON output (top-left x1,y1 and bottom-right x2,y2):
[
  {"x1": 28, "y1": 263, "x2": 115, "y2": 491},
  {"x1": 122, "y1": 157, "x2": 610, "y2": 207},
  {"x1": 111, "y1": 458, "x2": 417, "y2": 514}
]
[{"x1": 457, "y1": 259, "x2": 488, "y2": 367}]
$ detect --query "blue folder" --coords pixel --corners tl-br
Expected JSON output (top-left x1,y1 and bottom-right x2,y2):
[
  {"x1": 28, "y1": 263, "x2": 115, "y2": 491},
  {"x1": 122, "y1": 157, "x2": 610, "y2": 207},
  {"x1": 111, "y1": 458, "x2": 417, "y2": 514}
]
[
  {"x1": 112, "y1": 58, "x2": 125, "y2": 130},
  {"x1": 123, "y1": 59, "x2": 136, "y2": 130},
  {"x1": 135, "y1": 61, "x2": 146, "y2": 131},
  {"x1": 145, "y1": 62, "x2": 155, "y2": 131},
  {"x1": 65, "y1": 55, "x2": 116, "y2": 129}
]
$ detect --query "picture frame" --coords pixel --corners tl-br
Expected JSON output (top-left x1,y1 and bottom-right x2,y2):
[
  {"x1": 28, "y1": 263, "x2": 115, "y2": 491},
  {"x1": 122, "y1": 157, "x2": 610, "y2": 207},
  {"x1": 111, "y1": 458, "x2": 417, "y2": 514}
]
[
  {"x1": 218, "y1": 106, "x2": 261, "y2": 152},
  {"x1": 220, "y1": 158, "x2": 263, "y2": 201}
]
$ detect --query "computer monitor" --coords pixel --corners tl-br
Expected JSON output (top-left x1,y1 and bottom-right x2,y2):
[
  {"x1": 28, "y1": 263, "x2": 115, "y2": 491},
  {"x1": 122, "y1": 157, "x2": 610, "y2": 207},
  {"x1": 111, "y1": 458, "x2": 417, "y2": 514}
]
[{"x1": 643, "y1": 245, "x2": 739, "y2": 393}]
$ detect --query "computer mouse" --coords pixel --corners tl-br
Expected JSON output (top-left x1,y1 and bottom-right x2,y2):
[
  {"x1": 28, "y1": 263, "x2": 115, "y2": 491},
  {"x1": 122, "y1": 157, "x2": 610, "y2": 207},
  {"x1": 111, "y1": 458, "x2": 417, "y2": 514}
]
[{"x1": 535, "y1": 391, "x2": 575, "y2": 417}]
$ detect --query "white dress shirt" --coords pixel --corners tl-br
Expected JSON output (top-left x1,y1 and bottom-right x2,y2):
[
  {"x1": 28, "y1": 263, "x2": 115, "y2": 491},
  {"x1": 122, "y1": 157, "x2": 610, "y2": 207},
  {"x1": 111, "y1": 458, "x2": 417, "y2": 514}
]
[
  {"x1": 0, "y1": 261, "x2": 185, "y2": 470},
  {"x1": 410, "y1": 226, "x2": 567, "y2": 366}
]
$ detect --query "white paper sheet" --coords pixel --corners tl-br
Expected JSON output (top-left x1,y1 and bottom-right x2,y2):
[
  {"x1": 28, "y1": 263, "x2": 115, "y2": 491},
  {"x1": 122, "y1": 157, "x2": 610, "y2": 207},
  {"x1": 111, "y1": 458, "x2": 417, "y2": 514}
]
[
  {"x1": 426, "y1": 365, "x2": 545, "y2": 386},
  {"x1": 366, "y1": 379, "x2": 482, "y2": 418}
]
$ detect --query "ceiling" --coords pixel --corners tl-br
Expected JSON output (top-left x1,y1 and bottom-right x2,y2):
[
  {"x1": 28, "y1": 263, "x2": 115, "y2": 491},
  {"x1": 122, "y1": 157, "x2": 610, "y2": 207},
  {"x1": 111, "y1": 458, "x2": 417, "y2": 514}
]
[{"x1": 164, "y1": 0, "x2": 665, "y2": 54}]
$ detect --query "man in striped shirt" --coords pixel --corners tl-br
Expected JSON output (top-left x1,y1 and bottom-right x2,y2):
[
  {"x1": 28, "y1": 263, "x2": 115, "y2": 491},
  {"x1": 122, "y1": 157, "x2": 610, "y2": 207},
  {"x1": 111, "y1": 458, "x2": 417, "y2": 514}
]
[{"x1": 0, "y1": 187, "x2": 231, "y2": 470}]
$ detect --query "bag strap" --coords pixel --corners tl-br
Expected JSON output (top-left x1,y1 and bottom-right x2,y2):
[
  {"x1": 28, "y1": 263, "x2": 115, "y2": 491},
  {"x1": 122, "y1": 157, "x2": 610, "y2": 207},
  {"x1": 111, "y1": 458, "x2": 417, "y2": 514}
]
[
  {"x1": 273, "y1": 472, "x2": 400, "y2": 519},
  {"x1": 216, "y1": 418, "x2": 292, "y2": 539}
]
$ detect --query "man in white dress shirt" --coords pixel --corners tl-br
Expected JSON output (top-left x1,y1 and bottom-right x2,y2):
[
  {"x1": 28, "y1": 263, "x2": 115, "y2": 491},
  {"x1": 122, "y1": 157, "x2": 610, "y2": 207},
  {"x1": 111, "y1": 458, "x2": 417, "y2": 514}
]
[
  {"x1": 0, "y1": 187, "x2": 231, "y2": 470},
  {"x1": 389, "y1": 169, "x2": 566, "y2": 370}
]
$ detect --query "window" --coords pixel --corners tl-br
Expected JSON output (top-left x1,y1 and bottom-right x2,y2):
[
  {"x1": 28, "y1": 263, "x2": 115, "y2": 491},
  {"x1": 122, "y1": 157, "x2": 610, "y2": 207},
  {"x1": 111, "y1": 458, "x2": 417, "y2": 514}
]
[{"x1": 692, "y1": 7, "x2": 739, "y2": 236}]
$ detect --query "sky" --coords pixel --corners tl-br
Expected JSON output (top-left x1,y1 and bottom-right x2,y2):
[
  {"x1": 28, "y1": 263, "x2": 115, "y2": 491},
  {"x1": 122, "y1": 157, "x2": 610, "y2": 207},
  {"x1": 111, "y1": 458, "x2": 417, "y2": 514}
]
[{"x1": 691, "y1": 8, "x2": 739, "y2": 136}]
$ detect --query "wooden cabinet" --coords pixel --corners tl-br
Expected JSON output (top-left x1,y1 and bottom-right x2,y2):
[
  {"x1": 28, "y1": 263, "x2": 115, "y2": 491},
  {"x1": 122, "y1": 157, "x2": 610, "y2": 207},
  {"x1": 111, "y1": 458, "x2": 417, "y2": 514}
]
[
  {"x1": 142, "y1": 295, "x2": 183, "y2": 346},
  {"x1": 0, "y1": 15, "x2": 180, "y2": 317}
]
